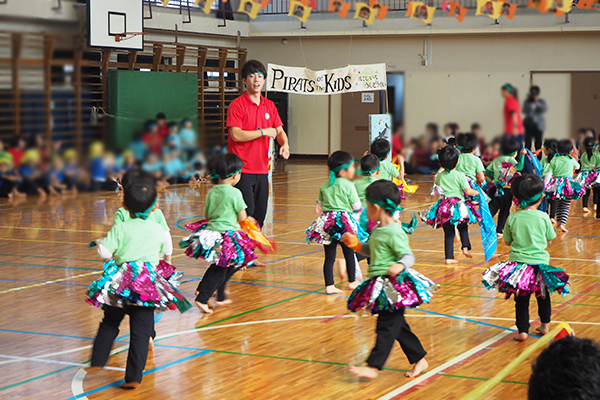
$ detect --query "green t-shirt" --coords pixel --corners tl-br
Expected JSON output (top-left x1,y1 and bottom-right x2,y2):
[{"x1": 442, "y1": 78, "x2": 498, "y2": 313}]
[
  {"x1": 101, "y1": 218, "x2": 165, "y2": 265},
  {"x1": 540, "y1": 156, "x2": 549, "y2": 170},
  {"x1": 368, "y1": 222, "x2": 413, "y2": 277},
  {"x1": 486, "y1": 155, "x2": 517, "y2": 182},
  {"x1": 503, "y1": 209, "x2": 556, "y2": 265},
  {"x1": 353, "y1": 176, "x2": 376, "y2": 208},
  {"x1": 205, "y1": 184, "x2": 247, "y2": 232},
  {"x1": 580, "y1": 152, "x2": 592, "y2": 171},
  {"x1": 544, "y1": 155, "x2": 579, "y2": 178},
  {"x1": 590, "y1": 151, "x2": 600, "y2": 170},
  {"x1": 379, "y1": 161, "x2": 400, "y2": 181},
  {"x1": 318, "y1": 177, "x2": 360, "y2": 212},
  {"x1": 114, "y1": 207, "x2": 170, "y2": 232},
  {"x1": 456, "y1": 153, "x2": 484, "y2": 180},
  {"x1": 435, "y1": 169, "x2": 469, "y2": 200}
]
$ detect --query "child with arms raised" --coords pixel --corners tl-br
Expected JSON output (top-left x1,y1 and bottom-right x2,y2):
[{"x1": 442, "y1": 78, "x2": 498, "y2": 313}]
[
  {"x1": 482, "y1": 174, "x2": 569, "y2": 341},
  {"x1": 420, "y1": 146, "x2": 480, "y2": 264},
  {"x1": 343, "y1": 180, "x2": 435, "y2": 379},
  {"x1": 85, "y1": 177, "x2": 191, "y2": 389},
  {"x1": 306, "y1": 151, "x2": 365, "y2": 293}
]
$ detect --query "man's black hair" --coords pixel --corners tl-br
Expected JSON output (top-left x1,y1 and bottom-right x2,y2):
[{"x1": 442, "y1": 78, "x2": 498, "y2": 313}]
[
  {"x1": 360, "y1": 154, "x2": 380, "y2": 174},
  {"x1": 457, "y1": 133, "x2": 479, "y2": 153},
  {"x1": 439, "y1": 146, "x2": 460, "y2": 170},
  {"x1": 327, "y1": 151, "x2": 354, "y2": 177},
  {"x1": 471, "y1": 123, "x2": 481, "y2": 131},
  {"x1": 242, "y1": 60, "x2": 267, "y2": 79},
  {"x1": 500, "y1": 136, "x2": 520, "y2": 156},
  {"x1": 511, "y1": 174, "x2": 544, "y2": 204},
  {"x1": 557, "y1": 139, "x2": 573, "y2": 155},
  {"x1": 370, "y1": 138, "x2": 391, "y2": 161},
  {"x1": 167, "y1": 121, "x2": 178, "y2": 129},
  {"x1": 529, "y1": 85, "x2": 540, "y2": 96},
  {"x1": 528, "y1": 336, "x2": 600, "y2": 400},
  {"x1": 365, "y1": 180, "x2": 402, "y2": 216},
  {"x1": 207, "y1": 153, "x2": 244, "y2": 184},
  {"x1": 544, "y1": 138, "x2": 558, "y2": 162},
  {"x1": 123, "y1": 179, "x2": 157, "y2": 217},
  {"x1": 426, "y1": 122, "x2": 438, "y2": 136},
  {"x1": 156, "y1": 112, "x2": 166, "y2": 120}
]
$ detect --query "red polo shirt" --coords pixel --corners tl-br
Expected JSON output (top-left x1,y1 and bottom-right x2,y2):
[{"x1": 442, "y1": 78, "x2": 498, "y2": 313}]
[
  {"x1": 227, "y1": 92, "x2": 283, "y2": 174},
  {"x1": 503, "y1": 95, "x2": 523, "y2": 135}
]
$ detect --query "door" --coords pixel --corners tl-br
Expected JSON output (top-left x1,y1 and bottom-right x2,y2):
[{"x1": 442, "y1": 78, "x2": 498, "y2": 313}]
[
  {"x1": 341, "y1": 91, "x2": 380, "y2": 157},
  {"x1": 571, "y1": 72, "x2": 600, "y2": 137}
]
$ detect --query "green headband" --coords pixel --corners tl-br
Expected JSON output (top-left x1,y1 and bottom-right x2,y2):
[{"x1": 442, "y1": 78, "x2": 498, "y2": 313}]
[
  {"x1": 502, "y1": 84, "x2": 515, "y2": 94},
  {"x1": 211, "y1": 168, "x2": 242, "y2": 180},
  {"x1": 245, "y1": 70, "x2": 265, "y2": 78},
  {"x1": 134, "y1": 199, "x2": 157, "y2": 220},
  {"x1": 357, "y1": 165, "x2": 380, "y2": 177},
  {"x1": 329, "y1": 161, "x2": 353, "y2": 185},
  {"x1": 366, "y1": 196, "x2": 403, "y2": 213},
  {"x1": 378, "y1": 151, "x2": 391, "y2": 162},
  {"x1": 518, "y1": 192, "x2": 543, "y2": 209},
  {"x1": 558, "y1": 153, "x2": 572, "y2": 159}
]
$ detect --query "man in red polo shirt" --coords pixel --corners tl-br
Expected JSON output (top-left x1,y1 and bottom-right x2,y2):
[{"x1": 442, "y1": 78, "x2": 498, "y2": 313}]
[{"x1": 227, "y1": 60, "x2": 290, "y2": 228}]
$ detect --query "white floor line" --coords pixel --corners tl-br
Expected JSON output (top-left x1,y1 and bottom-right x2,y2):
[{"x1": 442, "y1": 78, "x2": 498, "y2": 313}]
[
  {"x1": 71, "y1": 368, "x2": 87, "y2": 399},
  {"x1": 0, "y1": 354, "x2": 124, "y2": 371},
  {"x1": 377, "y1": 329, "x2": 513, "y2": 400}
]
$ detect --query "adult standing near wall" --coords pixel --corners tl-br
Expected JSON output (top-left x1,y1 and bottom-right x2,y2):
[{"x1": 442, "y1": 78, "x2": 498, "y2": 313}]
[
  {"x1": 522, "y1": 86, "x2": 548, "y2": 151},
  {"x1": 501, "y1": 83, "x2": 524, "y2": 146},
  {"x1": 227, "y1": 60, "x2": 290, "y2": 228}
]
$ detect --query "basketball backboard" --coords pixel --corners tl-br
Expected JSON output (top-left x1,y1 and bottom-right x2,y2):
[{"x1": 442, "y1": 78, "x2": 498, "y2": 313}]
[{"x1": 88, "y1": 0, "x2": 144, "y2": 50}]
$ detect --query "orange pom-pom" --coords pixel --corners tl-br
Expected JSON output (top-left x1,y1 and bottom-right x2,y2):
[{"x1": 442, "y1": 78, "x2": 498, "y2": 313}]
[{"x1": 341, "y1": 233, "x2": 361, "y2": 252}]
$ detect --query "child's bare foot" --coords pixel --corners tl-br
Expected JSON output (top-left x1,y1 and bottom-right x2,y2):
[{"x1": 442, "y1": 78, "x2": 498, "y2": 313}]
[
  {"x1": 445, "y1": 259, "x2": 459, "y2": 265},
  {"x1": 348, "y1": 364, "x2": 379, "y2": 379},
  {"x1": 462, "y1": 248, "x2": 473, "y2": 258},
  {"x1": 84, "y1": 366, "x2": 103, "y2": 374},
  {"x1": 496, "y1": 232, "x2": 503, "y2": 239},
  {"x1": 120, "y1": 382, "x2": 140, "y2": 389},
  {"x1": 536, "y1": 323, "x2": 550, "y2": 336},
  {"x1": 348, "y1": 281, "x2": 360, "y2": 290},
  {"x1": 195, "y1": 301, "x2": 213, "y2": 314},
  {"x1": 38, "y1": 189, "x2": 47, "y2": 200},
  {"x1": 405, "y1": 358, "x2": 429, "y2": 378},
  {"x1": 551, "y1": 218, "x2": 556, "y2": 224},
  {"x1": 338, "y1": 259, "x2": 347, "y2": 282},
  {"x1": 583, "y1": 207, "x2": 590, "y2": 213},
  {"x1": 253, "y1": 260, "x2": 267, "y2": 267},
  {"x1": 513, "y1": 332, "x2": 528, "y2": 341},
  {"x1": 325, "y1": 285, "x2": 343, "y2": 294},
  {"x1": 558, "y1": 224, "x2": 568, "y2": 233},
  {"x1": 215, "y1": 299, "x2": 233, "y2": 306},
  {"x1": 148, "y1": 337, "x2": 154, "y2": 351},
  {"x1": 195, "y1": 290, "x2": 199, "y2": 296}
]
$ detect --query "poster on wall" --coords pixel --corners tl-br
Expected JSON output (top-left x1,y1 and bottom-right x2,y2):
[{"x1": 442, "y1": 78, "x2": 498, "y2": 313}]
[
  {"x1": 267, "y1": 63, "x2": 387, "y2": 95},
  {"x1": 369, "y1": 114, "x2": 392, "y2": 160}
]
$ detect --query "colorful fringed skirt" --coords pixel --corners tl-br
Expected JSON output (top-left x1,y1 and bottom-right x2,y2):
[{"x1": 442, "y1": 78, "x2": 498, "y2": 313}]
[
  {"x1": 420, "y1": 197, "x2": 481, "y2": 228},
  {"x1": 306, "y1": 211, "x2": 368, "y2": 245},
  {"x1": 544, "y1": 176, "x2": 586, "y2": 200},
  {"x1": 347, "y1": 269, "x2": 437, "y2": 314},
  {"x1": 575, "y1": 169, "x2": 600, "y2": 189},
  {"x1": 179, "y1": 220, "x2": 257, "y2": 267},
  {"x1": 482, "y1": 261, "x2": 570, "y2": 299},
  {"x1": 86, "y1": 259, "x2": 191, "y2": 312}
]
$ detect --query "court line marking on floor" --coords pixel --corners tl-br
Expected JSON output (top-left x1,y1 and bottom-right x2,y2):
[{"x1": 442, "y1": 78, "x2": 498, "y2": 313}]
[
  {"x1": 0, "y1": 355, "x2": 125, "y2": 371},
  {"x1": 377, "y1": 330, "x2": 513, "y2": 400},
  {"x1": 0, "y1": 272, "x2": 101, "y2": 295}
]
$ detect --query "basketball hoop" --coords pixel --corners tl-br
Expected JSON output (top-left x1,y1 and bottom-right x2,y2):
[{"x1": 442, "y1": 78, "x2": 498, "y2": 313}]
[{"x1": 115, "y1": 32, "x2": 147, "y2": 42}]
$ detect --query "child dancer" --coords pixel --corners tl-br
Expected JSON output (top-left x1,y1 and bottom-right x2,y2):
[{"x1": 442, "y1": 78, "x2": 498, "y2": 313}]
[
  {"x1": 0, "y1": 153, "x2": 26, "y2": 200},
  {"x1": 180, "y1": 153, "x2": 258, "y2": 313},
  {"x1": 371, "y1": 138, "x2": 401, "y2": 182},
  {"x1": 420, "y1": 146, "x2": 480, "y2": 264},
  {"x1": 306, "y1": 151, "x2": 365, "y2": 293},
  {"x1": 543, "y1": 139, "x2": 585, "y2": 233},
  {"x1": 482, "y1": 174, "x2": 569, "y2": 341},
  {"x1": 456, "y1": 133, "x2": 485, "y2": 187},
  {"x1": 577, "y1": 137, "x2": 598, "y2": 213},
  {"x1": 343, "y1": 180, "x2": 435, "y2": 379},
  {"x1": 486, "y1": 137, "x2": 523, "y2": 236},
  {"x1": 86, "y1": 178, "x2": 191, "y2": 389},
  {"x1": 540, "y1": 139, "x2": 558, "y2": 222}
]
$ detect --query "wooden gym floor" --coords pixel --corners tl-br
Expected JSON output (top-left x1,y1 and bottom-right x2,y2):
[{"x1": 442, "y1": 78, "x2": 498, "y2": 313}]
[{"x1": 1, "y1": 161, "x2": 600, "y2": 400}]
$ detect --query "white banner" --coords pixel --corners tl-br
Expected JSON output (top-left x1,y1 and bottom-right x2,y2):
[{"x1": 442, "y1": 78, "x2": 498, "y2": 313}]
[{"x1": 267, "y1": 63, "x2": 387, "y2": 95}]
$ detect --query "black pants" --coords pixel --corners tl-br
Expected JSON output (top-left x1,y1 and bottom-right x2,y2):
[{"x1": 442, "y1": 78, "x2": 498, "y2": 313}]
[
  {"x1": 524, "y1": 124, "x2": 544, "y2": 152},
  {"x1": 90, "y1": 305, "x2": 154, "y2": 384},
  {"x1": 556, "y1": 199, "x2": 571, "y2": 226},
  {"x1": 366, "y1": 308, "x2": 427, "y2": 370},
  {"x1": 489, "y1": 188, "x2": 512, "y2": 234},
  {"x1": 582, "y1": 188, "x2": 597, "y2": 209},
  {"x1": 548, "y1": 199, "x2": 556, "y2": 219},
  {"x1": 323, "y1": 240, "x2": 355, "y2": 286},
  {"x1": 442, "y1": 222, "x2": 470, "y2": 260},
  {"x1": 235, "y1": 173, "x2": 269, "y2": 227},
  {"x1": 216, "y1": 266, "x2": 238, "y2": 302},
  {"x1": 90, "y1": 180, "x2": 118, "y2": 192},
  {"x1": 195, "y1": 264, "x2": 238, "y2": 304},
  {"x1": 19, "y1": 176, "x2": 48, "y2": 195},
  {"x1": 0, "y1": 179, "x2": 15, "y2": 197},
  {"x1": 595, "y1": 187, "x2": 600, "y2": 219},
  {"x1": 514, "y1": 287, "x2": 551, "y2": 334}
]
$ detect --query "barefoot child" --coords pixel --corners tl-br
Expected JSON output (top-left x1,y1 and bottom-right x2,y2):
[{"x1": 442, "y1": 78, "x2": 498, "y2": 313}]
[
  {"x1": 85, "y1": 178, "x2": 191, "y2": 389},
  {"x1": 543, "y1": 139, "x2": 585, "y2": 233},
  {"x1": 482, "y1": 174, "x2": 569, "y2": 341},
  {"x1": 180, "y1": 153, "x2": 259, "y2": 313},
  {"x1": 306, "y1": 151, "x2": 366, "y2": 293},
  {"x1": 0, "y1": 153, "x2": 26, "y2": 200},
  {"x1": 577, "y1": 137, "x2": 598, "y2": 213},
  {"x1": 344, "y1": 180, "x2": 435, "y2": 379},
  {"x1": 420, "y1": 146, "x2": 480, "y2": 264}
]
